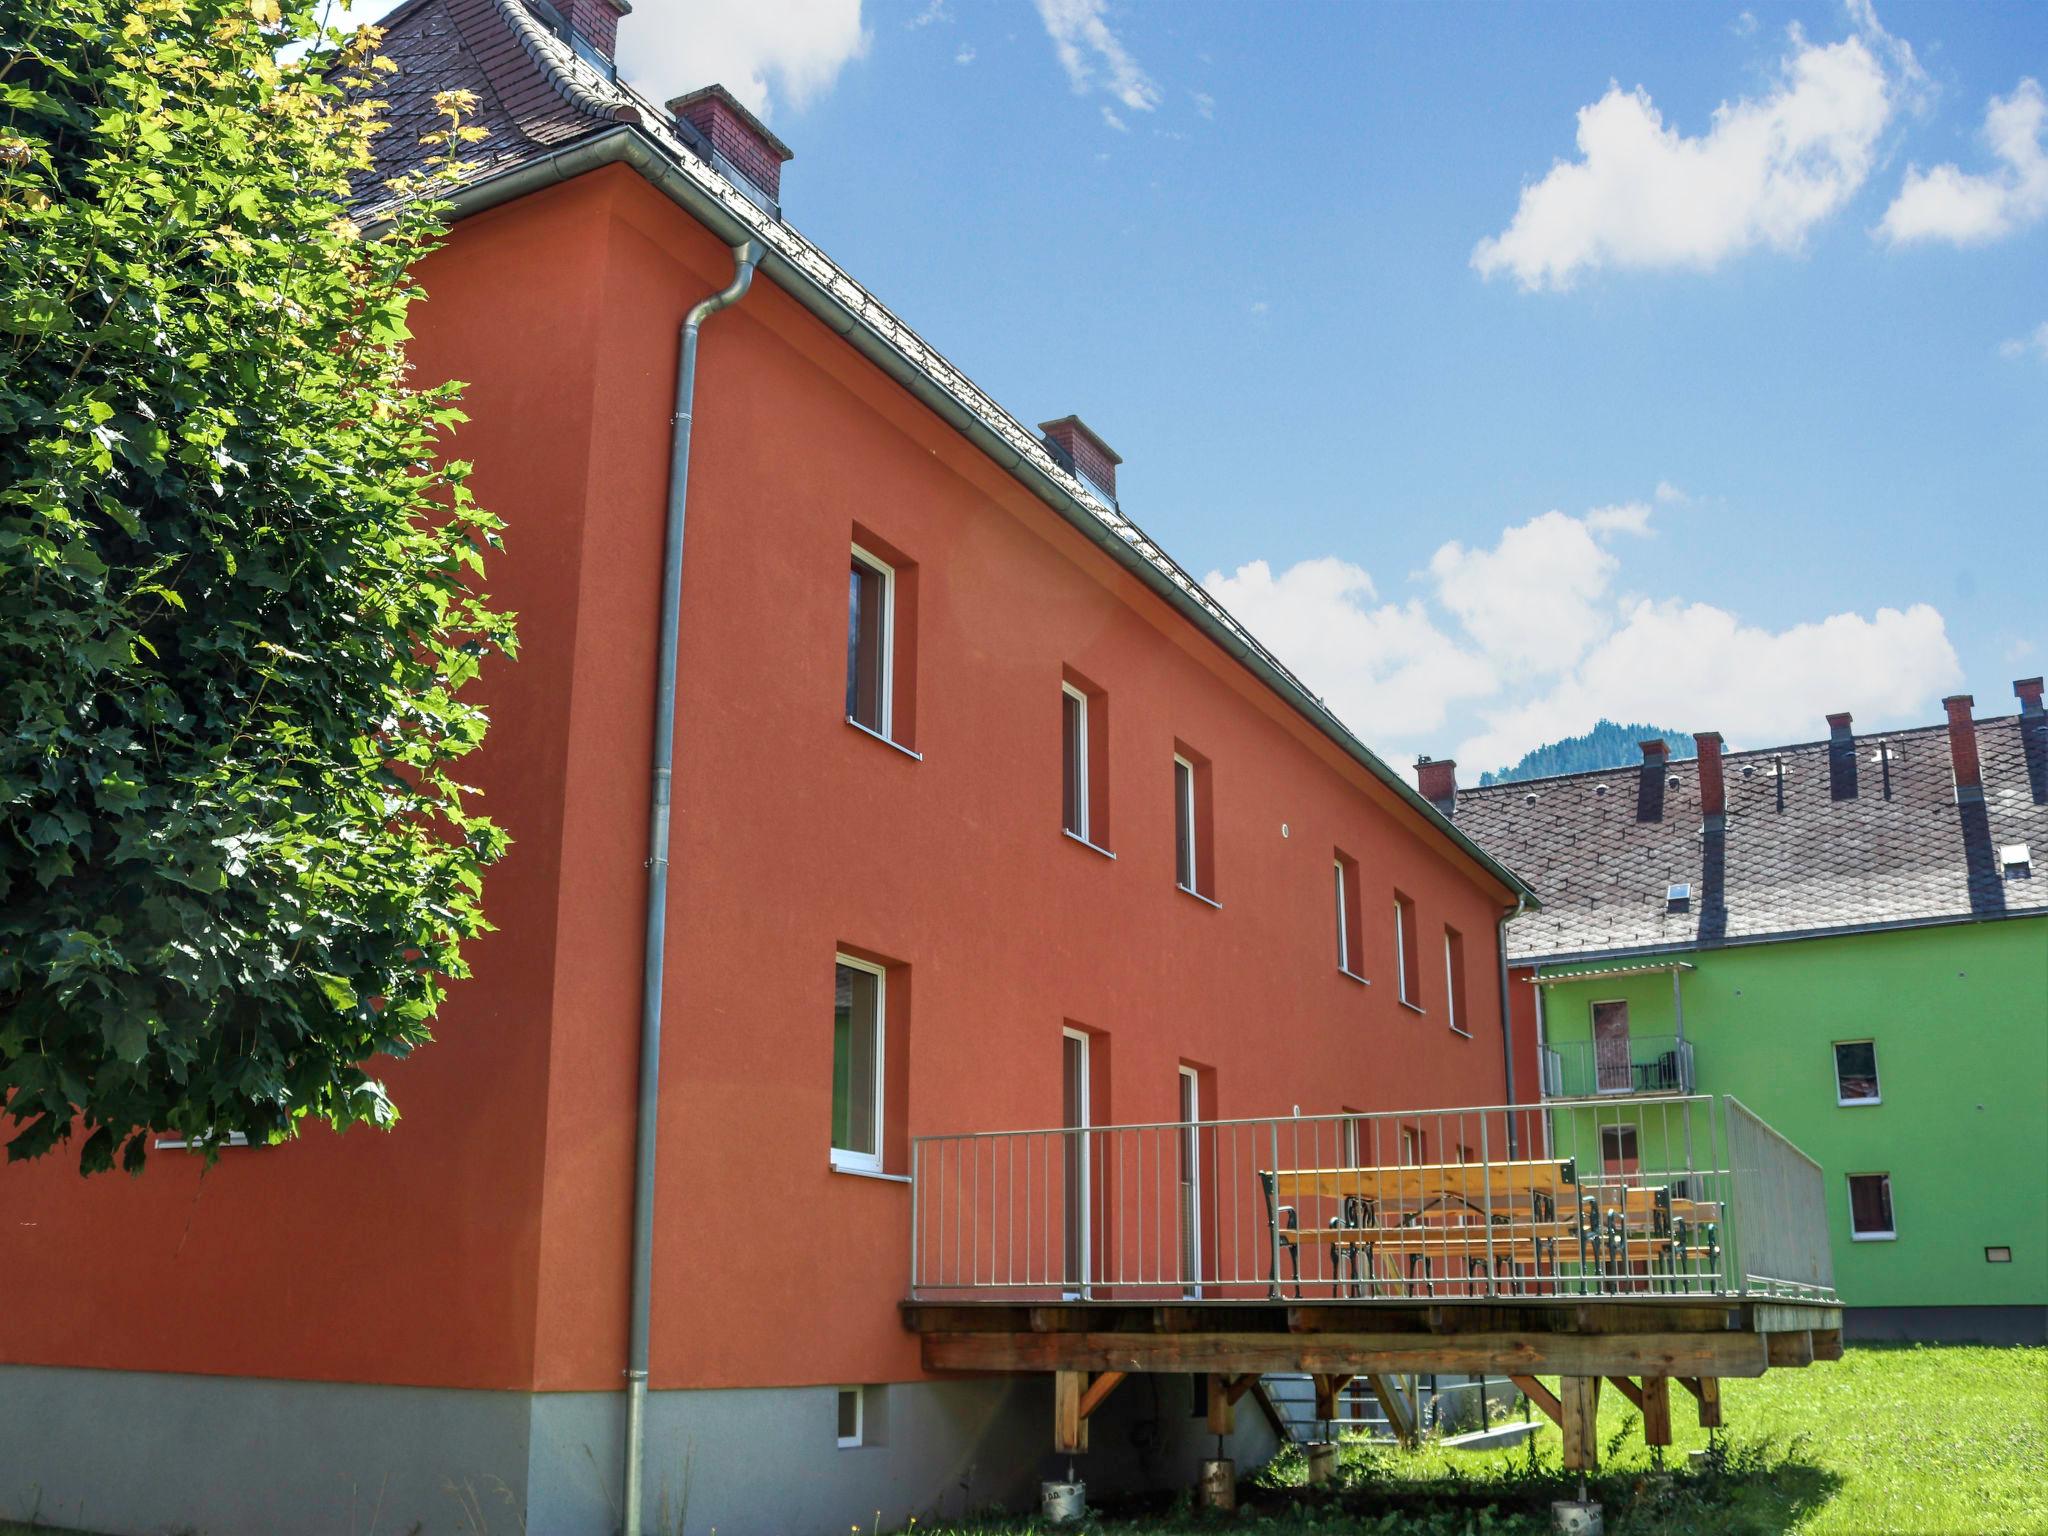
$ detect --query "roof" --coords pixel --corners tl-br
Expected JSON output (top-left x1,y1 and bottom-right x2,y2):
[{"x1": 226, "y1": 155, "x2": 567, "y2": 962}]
[
  {"x1": 1451, "y1": 713, "x2": 2048, "y2": 964},
  {"x1": 348, "y1": 0, "x2": 1537, "y2": 905}
]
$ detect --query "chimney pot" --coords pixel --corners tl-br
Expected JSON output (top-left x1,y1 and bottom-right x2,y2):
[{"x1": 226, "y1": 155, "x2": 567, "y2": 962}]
[
  {"x1": 1416, "y1": 756, "x2": 1457, "y2": 813},
  {"x1": 2016, "y1": 677, "x2": 2045, "y2": 717},
  {"x1": 669, "y1": 84, "x2": 794, "y2": 205},
  {"x1": 1943, "y1": 694, "x2": 1983, "y2": 802},
  {"x1": 1695, "y1": 731, "x2": 1726, "y2": 821},
  {"x1": 1038, "y1": 416, "x2": 1122, "y2": 502},
  {"x1": 1827, "y1": 711, "x2": 1853, "y2": 738},
  {"x1": 1639, "y1": 739, "x2": 1670, "y2": 763}
]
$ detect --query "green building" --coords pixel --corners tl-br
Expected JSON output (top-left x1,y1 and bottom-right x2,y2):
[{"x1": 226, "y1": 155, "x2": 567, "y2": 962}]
[{"x1": 1443, "y1": 684, "x2": 2047, "y2": 1344}]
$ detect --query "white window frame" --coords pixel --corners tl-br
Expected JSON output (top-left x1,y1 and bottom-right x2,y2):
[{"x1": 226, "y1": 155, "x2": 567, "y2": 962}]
[
  {"x1": 1833, "y1": 1038, "x2": 1881, "y2": 1107},
  {"x1": 835, "y1": 1386, "x2": 865, "y2": 1448},
  {"x1": 848, "y1": 543, "x2": 895, "y2": 740},
  {"x1": 1394, "y1": 896, "x2": 1418, "y2": 1008},
  {"x1": 1334, "y1": 859, "x2": 1352, "y2": 975},
  {"x1": 1063, "y1": 1027, "x2": 1093, "y2": 1298},
  {"x1": 1848, "y1": 1173, "x2": 1896, "y2": 1241},
  {"x1": 1173, "y1": 753, "x2": 1198, "y2": 894},
  {"x1": 830, "y1": 953, "x2": 887, "y2": 1175},
  {"x1": 1062, "y1": 682, "x2": 1090, "y2": 843},
  {"x1": 1444, "y1": 930, "x2": 1466, "y2": 1035},
  {"x1": 1178, "y1": 1065, "x2": 1202, "y2": 1299}
]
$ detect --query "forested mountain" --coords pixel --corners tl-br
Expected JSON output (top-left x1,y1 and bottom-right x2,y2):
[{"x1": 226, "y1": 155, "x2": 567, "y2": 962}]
[{"x1": 1477, "y1": 721, "x2": 1697, "y2": 786}]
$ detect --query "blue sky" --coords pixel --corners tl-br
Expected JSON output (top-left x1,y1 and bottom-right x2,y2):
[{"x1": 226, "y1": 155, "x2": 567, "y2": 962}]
[{"x1": 359, "y1": 0, "x2": 2045, "y2": 774}]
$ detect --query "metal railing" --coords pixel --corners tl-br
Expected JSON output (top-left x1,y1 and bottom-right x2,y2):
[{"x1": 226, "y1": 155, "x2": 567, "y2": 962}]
[
  {"x1": 1722, "y1": 1096, "x2": 1836, "y2": 1300},
  {"x1": 1540, "y1": 1035, "x2": 1694, "y2": 1099},
  {"x1": 909, "y1": 1096, "x2": 1832, "y2": 1304}
]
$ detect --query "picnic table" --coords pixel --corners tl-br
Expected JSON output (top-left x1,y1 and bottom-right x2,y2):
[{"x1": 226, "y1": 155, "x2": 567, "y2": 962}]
[{"x1": 1257, "y1": 1156, "x2": 1721, "y2": 1299}]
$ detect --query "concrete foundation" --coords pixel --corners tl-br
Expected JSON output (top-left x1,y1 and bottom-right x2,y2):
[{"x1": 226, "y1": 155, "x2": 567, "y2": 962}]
[
  {"x1": 1842, "y1": 1305, "x2": 2046, "y2": 1346},
  {"x1": 0, "y1": 1366, "x2": 1278, "y2": 1535}
]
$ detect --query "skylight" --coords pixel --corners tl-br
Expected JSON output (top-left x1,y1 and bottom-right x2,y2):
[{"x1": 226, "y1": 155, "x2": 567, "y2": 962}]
[
  {"x1": 1666, "y1": 881, "x2": 1692, "y2": 911},
  {"x1": 2002, "y1": 844, "x2": 2031, "y2": 878}
]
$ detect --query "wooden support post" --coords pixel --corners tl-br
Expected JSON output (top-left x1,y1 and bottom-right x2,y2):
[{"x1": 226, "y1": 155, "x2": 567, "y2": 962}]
[
  {"x1": 1766, "y1": 1331, "x2": 1815, "y2": 1367},
  {"x1": 1605, "y1": 1375, "x2": 1645, "y2": 1411},
  {"x1": 1811, "y1": 1329, "x2": 1844, "y2": 1362},
  {"x1": 1077, "y1": 1370, "x2": 1126, "y2": 1420},
  {"x1": 1677, "y1": 1375, "x2": 1723, "y2": 1428},
  {"x1": 1559, "y1": 1376, "x2": 1601, "y2": 1471},
  {"x1": 1313, "y1": 1373, "x2": 1354, "y2": 1421},
  {"x1": 1641, "y1": 1375, "x2": 1672, "y2": 1446},
  {"x1": 1367, "y1": 1374, "x2": 1417, "y2": 1450},
  {"x1": 1510, "y1": 1374, "x2": 1563, "y2": 1428},
  {"x1": 1206, "y1": 1372, "x2": 1236, "y2": 1435},
  {"x1": 1055, "y1": 1369, "x2": 1088, "y2": 1453}
]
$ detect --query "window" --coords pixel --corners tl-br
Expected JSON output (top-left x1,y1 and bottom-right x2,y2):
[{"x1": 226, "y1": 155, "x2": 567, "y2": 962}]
[
  {"x1": 836, "y1": 1387, "x2": 864, "y2": 1448},
  {"x1": 1833, "y1": 1040, "x2": 1881, "y2": 1106},
  {"x1": 1178, "y1": 1066, "x2": 1202, "y2": 1295},
  {"x1": 846, "y1": 546, "x2": 894, "y2": 737},
  {"x1": 1592, "y1": 1000, "x2": 1632, "y2": 1093},
  {"x1": 1172, "y1": 747, "x2": 1215, "y2": 900},
  {"x1": 1444, "y1": 927, "x2": 1468, "y2": 1034},
  {"x1": 1060, "y1": 676, "x2": 1110, "y2": 848},
  {"x1": 1601, "y1": 1124, "x2": 1639, "y2": 1178},
  {"x1": 831, "y1": 956, "x2": 886, "y2": 1172},
  {"x1": 1393, "y1": 893, "x2": 1420, "y2": 1007},
  {"x1": 1848, "y1": 1173, "x2": 1895, "y2": 1240},
  {"x1": 1335, "y1": 853, "x2": 1364, "y2": 979},
  {"x1": 1400, "y1": 1125, "x2": 1422, "y2": 1165}
]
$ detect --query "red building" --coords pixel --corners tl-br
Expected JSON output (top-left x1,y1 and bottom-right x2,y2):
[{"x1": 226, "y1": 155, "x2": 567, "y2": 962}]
[{"x1": 0, "y1": 4, "x2": 1533, "y2": 1531}]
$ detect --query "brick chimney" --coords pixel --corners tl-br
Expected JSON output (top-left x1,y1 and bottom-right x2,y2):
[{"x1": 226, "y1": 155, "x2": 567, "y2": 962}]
[
  {"x1": 1827, "y1": 712, "x2": 1857, "y2": 801},
  {"x1": 2017, "y1": 676, "x2": 2045, "y2": 718},
  {"x1": 1695, "y1": 731, "x2": 1725, "y2": 824},
  {"x1": 669, "y1": 85, "x2": 794, "y2": 206},
  {"x1": 1943, "y1": 694, "x2": 1983, "y2": 803},
  {"x1": 1416, "y1": 756, "x2": 1457, "y2": 815},
  {"x1": 1039, "y1": 416, "x2": 1122, "y2": 502},
  {"x1": 559, "y1": 0, "x2": 629, "y2": 59}
]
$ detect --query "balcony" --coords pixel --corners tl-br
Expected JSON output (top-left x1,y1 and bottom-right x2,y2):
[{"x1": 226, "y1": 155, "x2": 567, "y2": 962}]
[{"x1": 1541, "y1": 1034, "x2": 1694, "y2": 1099}]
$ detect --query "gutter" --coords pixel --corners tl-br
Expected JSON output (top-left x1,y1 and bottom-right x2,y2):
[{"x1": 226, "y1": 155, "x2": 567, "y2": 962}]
[
  {"x1": 413, "y1": 125, "x2": 1539, "y2": 909},
  {"x1": 1507, "y1": 904, "x2": 2048, "y2": 972}
]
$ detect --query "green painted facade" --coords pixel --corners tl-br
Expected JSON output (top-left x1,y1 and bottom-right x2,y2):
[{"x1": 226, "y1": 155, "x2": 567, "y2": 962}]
[{"x1": 1537, "y1": 917, "x2": 2048, "y2": 1318}]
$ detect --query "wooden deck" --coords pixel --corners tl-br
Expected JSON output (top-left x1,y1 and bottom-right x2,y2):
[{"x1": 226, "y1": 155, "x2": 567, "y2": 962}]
[{"x1": 901, "y1": 1295, "x2": 1842, "y2": 1468}]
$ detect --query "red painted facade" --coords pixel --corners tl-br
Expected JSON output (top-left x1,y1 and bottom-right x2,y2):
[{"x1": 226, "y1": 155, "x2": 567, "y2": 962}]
[{"x1": 1, "y1": 165, "x2": 1520, "y2": 1396}]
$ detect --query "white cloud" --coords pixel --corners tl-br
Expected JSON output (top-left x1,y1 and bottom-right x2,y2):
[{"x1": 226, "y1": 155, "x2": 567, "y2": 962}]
[
  {"x1": 1472, "y1": 23, "x2": 1901, "y2": 290},
  {"x1": 1654, "y1": 479, "x2": 1690, "y2": 505},
  {"x1": 1203, "y1": 558, "x2": 1496, "y2": 740},
  {"x1": 1036, "y1": 0, "x2": 1160, "y2": 114},
  {"x1": 623, "y1": 0, "x2": 869, "y2": 120},
  {"x1": 1192, "y1": 90, "x2": 1216, "y2": 120},
  {"x1": 1880, "y1": 78, "x2": 2048, "y2": 246},
  {"x1": 909, "y1": 0, "x2": 948, "y2": 26},
  {"x1": 1101, "y1": 105, "x2": 1128, "y2": 132},
  {"x1": 2001, "y1": 321, "x2": 2048, "y2": 360},
  {"x1": 1454, "y1": 600, "x2": 1961, "y2": 770},
  {"x1": 1430, "y1": 506, "x2": 1648, "y2": 678},
  {"x1": 955, "y1": 44, "x2": 976, "y2": 65}
]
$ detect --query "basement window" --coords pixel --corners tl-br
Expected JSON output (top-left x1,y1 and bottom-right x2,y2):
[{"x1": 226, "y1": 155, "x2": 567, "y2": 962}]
[
  {"x1": 1986, "y1": 1246, "x2": 2012, "y2": 1264},
  {"x1": 836, "y1": 1387, "x2": 864, "y2": 1448},
  {"x1": 1848, "y1": 1174, "x2": 1895, "y2": 1240}
]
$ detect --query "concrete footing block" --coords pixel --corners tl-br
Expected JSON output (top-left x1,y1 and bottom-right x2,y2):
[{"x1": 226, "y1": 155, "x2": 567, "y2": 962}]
[
  {"x1": 1551, "y1": 1499, "x2": 1604, "y2": 1535},
  {"x1": 1306, "y1": 1441, "x2": 1339, "y2": 1485},
  {"x1": 1041, "y1": 1479, "x2": 1085, "y2": 1523},
  {"x1": 1197, "y1": 1458, "x2": 1236, "y2": 1511}
]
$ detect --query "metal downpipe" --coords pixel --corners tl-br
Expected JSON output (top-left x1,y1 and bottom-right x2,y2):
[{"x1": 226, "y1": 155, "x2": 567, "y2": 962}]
[
  {"x1": 1497, "y1": 896, "x2": 1526, "y2": 1154},
  {"x1": 624, "y1": 239, "x2": 764, "y2": 1536}
]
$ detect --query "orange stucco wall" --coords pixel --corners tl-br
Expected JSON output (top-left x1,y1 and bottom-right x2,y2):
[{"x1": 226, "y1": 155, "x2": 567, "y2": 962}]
[{"x1": 0, "y1": 164, "x2": 1518, "y2": 1397}]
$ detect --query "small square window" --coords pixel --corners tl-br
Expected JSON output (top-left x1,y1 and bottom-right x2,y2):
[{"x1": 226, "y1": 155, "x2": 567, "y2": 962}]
[
  {"x1": 1665, "y1": 881, "x2": 1691, "y2": 912},
  {"x1": 836, "y1": 1387, "x2": 864, "y2": 1447},
  {"x1": 1848, "y1": 1173, "x2": 1895, "y2": 1239},
  {"x1": 1833, "y1": 1040, "x2": 1880, "y2": 1105},
  {"x1": 1986, "y1": 1246, "x2": 2013, "y2": 1264},
  {"x1": 2002, "y1": 844, "x2": 2031, "y2": 878}
]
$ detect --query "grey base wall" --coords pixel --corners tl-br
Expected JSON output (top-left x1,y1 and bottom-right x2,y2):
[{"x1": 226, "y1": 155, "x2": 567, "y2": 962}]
[
  {"x1": 0, "y1": 1366, "x2": 1278, "y2": 1536},
  {"x1": 1842, "y1": 1304, "x2": 2048, "y2": 1346}
]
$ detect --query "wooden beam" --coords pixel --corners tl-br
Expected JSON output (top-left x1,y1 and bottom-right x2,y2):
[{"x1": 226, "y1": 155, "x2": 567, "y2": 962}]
[
  {"x1": 1641, "y1": 1375, "x2": 1672, "y2": 1446},
  {"x1": 1077, "y1": 1370, "x2": 1126, "y2": 1420},
  {"x1": 1511, "y1": 1374, "x2": 1563, "y2": 1428},
  {"x1": 1766, "y1": 1331, "x2": 1815, "y2": 1367},
  {"x1": 1368, "y1": 1374, "x2": 1417, "y2": 1450},
  {"x1": 1605, "y1": 1376, "x2": 1645, "y2": 1411},
  {"x1": 1313, "y1": 1373, "x2": 1354, "y2": 1421},
  {"x1": 1559, "y1": 1376, "x2": 1601, "y2": 1471},
  {"x1": 921, "y1": 1329, "x2": 1770, "y2": 1380},
  {"x1": 1226, "y1": 1372, "x2": 1259, "y2": 1405},
  {"x1": 1206, "y1": 1372, "x2": 1236, "y2": 1436},
  {"x1": 1054, "y1": 1369, "x2": 1087, "y2": 1453},
  {"x1": 1811, "y1": 1329, "x2": 1844, "y2": 1362}
]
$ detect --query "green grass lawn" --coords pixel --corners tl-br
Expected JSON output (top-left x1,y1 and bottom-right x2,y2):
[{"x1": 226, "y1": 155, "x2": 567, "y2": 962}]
[{"x1": 3, "y1": 1345, "x2": 2041, "y2": 1536}]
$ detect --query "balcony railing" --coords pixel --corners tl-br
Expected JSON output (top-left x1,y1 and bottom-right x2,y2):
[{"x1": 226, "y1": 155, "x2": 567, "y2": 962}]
[
  {"x1": 907, "y1": 1096, "x2": 1834, "y2": 1305},
  {"x1": 1540, "y1": 1035, "x2": 1694, "y2": 1099}
]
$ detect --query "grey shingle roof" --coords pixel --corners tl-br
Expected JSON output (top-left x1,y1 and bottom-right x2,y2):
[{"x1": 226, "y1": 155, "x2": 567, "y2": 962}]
[{"x1": 1452, "y1": 713, "x2": 2048, "y2": 963}]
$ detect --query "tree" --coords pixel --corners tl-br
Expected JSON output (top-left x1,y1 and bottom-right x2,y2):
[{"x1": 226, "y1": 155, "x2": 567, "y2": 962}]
[{"x1": 0, "y1": 0, "x2": 515, "y2": 1173}]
